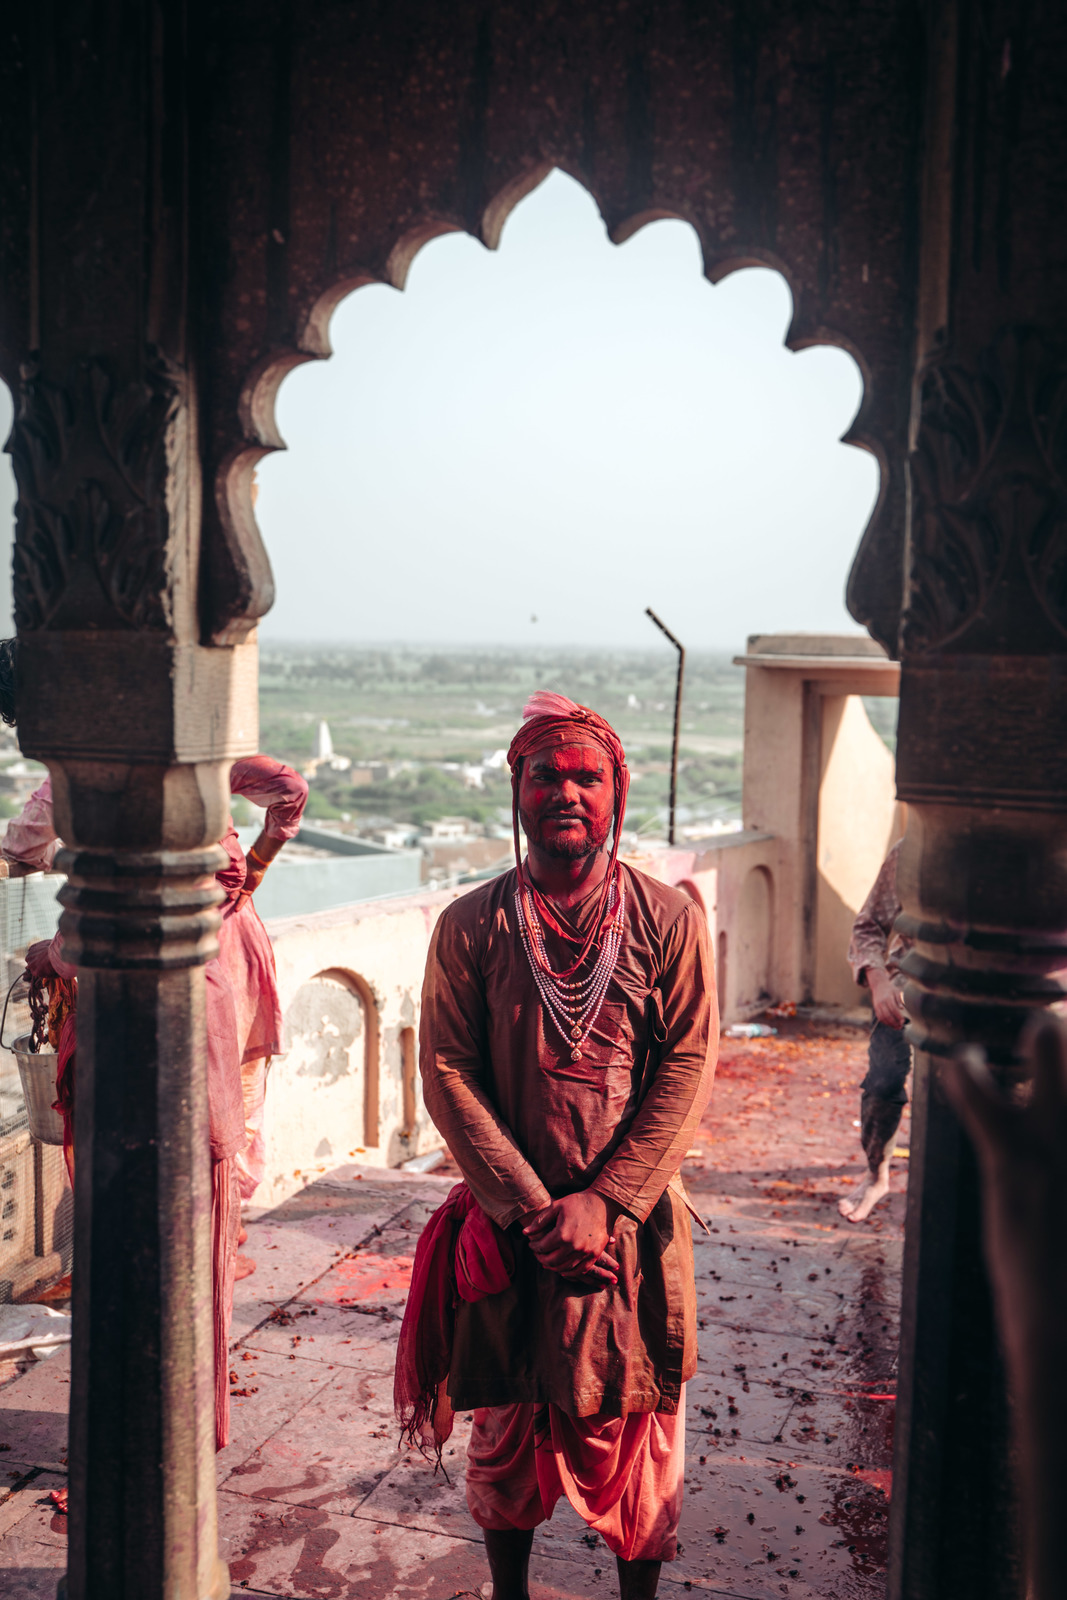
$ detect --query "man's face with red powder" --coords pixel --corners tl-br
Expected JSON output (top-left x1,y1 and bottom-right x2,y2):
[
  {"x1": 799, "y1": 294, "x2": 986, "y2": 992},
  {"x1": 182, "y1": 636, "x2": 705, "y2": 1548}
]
[{"x1": 518, "y1": 743, "x2": 615, "y2": 860}]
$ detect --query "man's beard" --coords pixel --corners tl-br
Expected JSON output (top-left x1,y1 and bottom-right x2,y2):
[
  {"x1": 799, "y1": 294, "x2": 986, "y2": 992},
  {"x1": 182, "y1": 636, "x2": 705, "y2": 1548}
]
[{"x1": 521, "y1": 809, "x2": 612, "y2": 860}]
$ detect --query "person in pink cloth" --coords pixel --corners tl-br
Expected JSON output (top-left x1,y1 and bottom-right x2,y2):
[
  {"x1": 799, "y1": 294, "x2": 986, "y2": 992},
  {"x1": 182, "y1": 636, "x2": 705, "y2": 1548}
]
[
  {"x1": 0, "y1": 692, "x2": 307, "y2": 1448},
  {"x1": 4, "y1": 757, "x2": 308, "y2": 1215}
]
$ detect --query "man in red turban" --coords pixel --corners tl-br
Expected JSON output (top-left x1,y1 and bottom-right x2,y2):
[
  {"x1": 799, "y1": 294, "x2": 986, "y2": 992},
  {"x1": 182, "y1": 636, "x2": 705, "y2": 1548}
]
[{"x1": 414, "y1": 692, "x2": 717, "y2": 1599}]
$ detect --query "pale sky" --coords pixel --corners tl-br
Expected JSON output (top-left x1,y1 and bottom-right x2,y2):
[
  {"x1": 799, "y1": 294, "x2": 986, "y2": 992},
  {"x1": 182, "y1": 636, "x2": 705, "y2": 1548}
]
[{"x1": 0, "y1": 169, "x2": 879, "y2": 649}]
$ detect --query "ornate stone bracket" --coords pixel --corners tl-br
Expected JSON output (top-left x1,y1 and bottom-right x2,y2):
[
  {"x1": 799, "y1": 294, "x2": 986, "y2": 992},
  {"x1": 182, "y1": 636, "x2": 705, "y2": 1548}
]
[
  {"x1": 9, "y1": 355, "x2": 182, "y2": 634},
  {"x1": 903, "y1": 330, "x2": 1067, "y2": 654}
]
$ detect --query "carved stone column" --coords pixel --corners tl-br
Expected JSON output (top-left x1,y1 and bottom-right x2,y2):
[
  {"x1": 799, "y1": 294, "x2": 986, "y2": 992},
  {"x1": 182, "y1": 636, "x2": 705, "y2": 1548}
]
[
  {"x1": 886, "y1": 5, "x2": 1067, "y2": 1595},
  {"x1": 4, "y1": 6, "x2": 259, "y2": 1597}
]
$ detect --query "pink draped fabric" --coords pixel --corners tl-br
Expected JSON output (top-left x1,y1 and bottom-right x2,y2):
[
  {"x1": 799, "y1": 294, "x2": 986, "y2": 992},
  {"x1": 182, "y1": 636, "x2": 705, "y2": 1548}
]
[
  {"x1": 205, "y1": 959, "x2": 245, "y2": 1162},
  {"x1": 2, "y1": 777, "x2": 60, "y2": 872},
  {"x1": 228, "y1": 756, "x2": 309, "y2": 842},
  {"x1": 394, "y1": 1183, "x2": 514, "y2": 1459},
  {"x1": 216, "y1": 755, "x2": 308, "y2": 1194},
  {"x1": 7, "y1": 758, "x2": 308, "y2": 1445},
  {"x1": 211, "y1": 1156, "x2": 241, "y2": 1450},
  {"x1": 3, "y1": 758, "x2": 309, "y2": 1082},
  {"x1": 465, "y1": 1397, "x2": 686, "y2": 1562}
]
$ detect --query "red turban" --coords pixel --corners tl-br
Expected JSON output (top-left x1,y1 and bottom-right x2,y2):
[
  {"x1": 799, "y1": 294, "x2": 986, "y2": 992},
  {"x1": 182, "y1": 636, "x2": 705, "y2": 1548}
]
[
  {"x1": 506, "y1": 691, "x2": 627, "y2": 774},
  {"x1": 508, "y1": 693, "x2": 630, "y2": 976}
]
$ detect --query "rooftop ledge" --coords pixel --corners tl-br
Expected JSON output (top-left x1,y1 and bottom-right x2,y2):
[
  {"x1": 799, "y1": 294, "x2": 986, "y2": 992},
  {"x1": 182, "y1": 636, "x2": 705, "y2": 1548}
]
[{"x1": 734, "y1": 631, "x2": 900, "y2": 681}]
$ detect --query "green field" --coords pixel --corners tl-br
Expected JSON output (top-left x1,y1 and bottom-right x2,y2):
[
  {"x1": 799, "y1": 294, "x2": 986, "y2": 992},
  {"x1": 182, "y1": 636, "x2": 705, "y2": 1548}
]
[{"x1": 258, "y1": 644, "x2": 747, "y2": 840}]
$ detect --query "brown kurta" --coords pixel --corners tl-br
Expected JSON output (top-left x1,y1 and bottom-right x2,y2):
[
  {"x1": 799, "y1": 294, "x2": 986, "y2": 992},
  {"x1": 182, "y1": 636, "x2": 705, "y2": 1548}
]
[{"x1": 420, "y1": 862, "x2": 717, "y2": 1419}]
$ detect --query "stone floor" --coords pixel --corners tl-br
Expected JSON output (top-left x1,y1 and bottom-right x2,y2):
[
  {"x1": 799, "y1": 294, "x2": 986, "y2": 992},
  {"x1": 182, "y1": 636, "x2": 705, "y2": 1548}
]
[{"x1": 0, "y1": 1018, "x2": 905, "y2": 1598}]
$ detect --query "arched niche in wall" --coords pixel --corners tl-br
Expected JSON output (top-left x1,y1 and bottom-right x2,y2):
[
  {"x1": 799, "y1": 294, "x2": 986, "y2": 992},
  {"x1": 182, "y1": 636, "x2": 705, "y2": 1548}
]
[
  {"x1": 734, "y1": 867, "x2": 774, "y2": 1013},
  {"x1": 280, "y1": 966, "x2": 381, "y2": 1154}
]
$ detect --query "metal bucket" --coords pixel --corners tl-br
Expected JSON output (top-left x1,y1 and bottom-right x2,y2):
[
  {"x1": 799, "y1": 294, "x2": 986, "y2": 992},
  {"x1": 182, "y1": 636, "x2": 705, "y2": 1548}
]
[
  {"x1": 1, "y1": 977, "x2": 65, "y2": 1146},
  {"x1": 10, "y1": 1037, "x2": 64, "y2": 1145}
]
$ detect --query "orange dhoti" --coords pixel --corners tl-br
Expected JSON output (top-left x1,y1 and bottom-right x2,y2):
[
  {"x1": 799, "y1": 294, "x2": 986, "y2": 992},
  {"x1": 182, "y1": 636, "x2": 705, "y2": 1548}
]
[{"x1": 465, "y1": 1393, "x2": 685, "y2": 1563}]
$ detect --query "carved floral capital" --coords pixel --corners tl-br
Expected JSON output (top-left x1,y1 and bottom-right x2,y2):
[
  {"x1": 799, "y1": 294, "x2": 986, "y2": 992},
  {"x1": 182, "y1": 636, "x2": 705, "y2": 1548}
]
[
  {"x1": 903, "y1": 330, "x2": 1067, "y2": 653},
  {"x1": 9, "y1": 354, "x2": 182, "y2": 632}
]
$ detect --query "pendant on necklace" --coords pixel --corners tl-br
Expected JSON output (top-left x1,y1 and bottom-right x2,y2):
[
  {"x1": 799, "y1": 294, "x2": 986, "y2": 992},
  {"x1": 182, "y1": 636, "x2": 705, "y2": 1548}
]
[
  {"x1": 571, "y1": 1046, "x2": 582, "y2": 1062},
  {"x1": 570, "y1": 1024, "x2": 582, "y2": 1040}
]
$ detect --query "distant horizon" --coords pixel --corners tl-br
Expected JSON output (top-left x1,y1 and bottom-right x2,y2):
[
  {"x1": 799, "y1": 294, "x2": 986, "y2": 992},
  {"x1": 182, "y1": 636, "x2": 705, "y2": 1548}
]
[{"x1": 258, "y1": 630, "x2": 871, "y2": 655}]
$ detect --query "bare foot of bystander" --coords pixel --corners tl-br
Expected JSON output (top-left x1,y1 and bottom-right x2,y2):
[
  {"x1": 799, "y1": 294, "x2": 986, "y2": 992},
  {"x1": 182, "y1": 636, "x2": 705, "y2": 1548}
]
[{"x1": 838, "y1": 1157, "x2": 892, "y2": 1223}]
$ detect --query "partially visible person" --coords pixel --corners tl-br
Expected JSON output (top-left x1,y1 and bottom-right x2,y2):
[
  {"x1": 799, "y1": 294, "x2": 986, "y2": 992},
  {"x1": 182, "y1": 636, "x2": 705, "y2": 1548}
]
[
  {"x1": 839, "y1": 839, "x2": 914, "y2": 1223},
  {"x1": 215, "y1": 760, "x2": 309, "y2": 1213},
  {"x1": 944, "y1": 1021, "x2": 1067, "y2": 1600},
  {"x1": 0, "y1": 638, "x2": 308, "y2": 1447}
]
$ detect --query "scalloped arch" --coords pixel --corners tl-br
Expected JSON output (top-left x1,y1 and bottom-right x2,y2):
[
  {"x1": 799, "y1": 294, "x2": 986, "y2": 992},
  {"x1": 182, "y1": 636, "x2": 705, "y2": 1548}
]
[{"x1": 215, "y1": 164, "x2": 884, "y2": 648}]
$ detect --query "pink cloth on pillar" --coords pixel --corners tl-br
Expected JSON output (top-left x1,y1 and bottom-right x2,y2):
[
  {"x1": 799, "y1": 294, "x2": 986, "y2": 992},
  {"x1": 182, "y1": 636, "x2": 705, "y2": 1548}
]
[{"x1": 465, "y1": 1396, "x2": 686, "y2": 1563}]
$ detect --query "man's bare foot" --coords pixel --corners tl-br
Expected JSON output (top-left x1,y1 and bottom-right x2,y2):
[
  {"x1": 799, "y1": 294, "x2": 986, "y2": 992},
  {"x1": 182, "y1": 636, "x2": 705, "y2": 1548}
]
[
  {"x1": 238, "y1": 1226, "x2": 248, "y2": 1247},
  {"x1": 234, "y1": 1253, "x2": 256, "y2": 1280},
  {"x1": 838, "y1": 1159, "x2": 892, "y2": 1223}
]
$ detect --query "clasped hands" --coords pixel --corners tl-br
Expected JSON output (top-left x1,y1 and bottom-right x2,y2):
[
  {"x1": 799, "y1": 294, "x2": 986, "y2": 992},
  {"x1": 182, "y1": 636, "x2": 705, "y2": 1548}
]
[{"x1": 522, "y1": 1190, "x2": 622, "y2": 1288}]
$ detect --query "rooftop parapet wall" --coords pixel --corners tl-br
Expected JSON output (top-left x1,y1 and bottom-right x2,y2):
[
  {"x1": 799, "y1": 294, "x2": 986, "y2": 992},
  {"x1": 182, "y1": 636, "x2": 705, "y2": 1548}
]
[{"x1": 258, "y1": 885, "x2": 473, "y2": 1208}]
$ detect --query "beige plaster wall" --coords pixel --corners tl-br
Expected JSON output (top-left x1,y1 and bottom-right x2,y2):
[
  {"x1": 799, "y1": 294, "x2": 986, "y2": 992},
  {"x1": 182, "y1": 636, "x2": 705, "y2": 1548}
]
[
  {"x1": 739, "y1": 668, "x2": 807, "y2": 1003},
  {"x1": 256, "y1": 886, "x2": 469, "y2": 1209},
  {"x1": 814, "y1": 696, "x2": 904, "y2": 1006},
  {"x1": 736, "y1": 639, "x2": 900, "y2": 1008},
  {"x1": 621, "y1": 833, "x2": 784, "y2": 1023}
]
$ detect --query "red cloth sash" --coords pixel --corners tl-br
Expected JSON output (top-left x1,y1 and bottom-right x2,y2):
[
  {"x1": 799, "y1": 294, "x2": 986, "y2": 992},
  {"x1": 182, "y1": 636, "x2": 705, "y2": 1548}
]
[{"x1": 393, "y1": 1182, "x2": 514, "y2": 1462}]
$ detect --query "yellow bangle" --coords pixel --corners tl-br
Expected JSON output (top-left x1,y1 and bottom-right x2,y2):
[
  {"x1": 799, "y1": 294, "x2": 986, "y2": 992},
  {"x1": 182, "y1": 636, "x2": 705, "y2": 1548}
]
[{"x1": 247, "y1": 845, "x2": 270, "y2": 869}]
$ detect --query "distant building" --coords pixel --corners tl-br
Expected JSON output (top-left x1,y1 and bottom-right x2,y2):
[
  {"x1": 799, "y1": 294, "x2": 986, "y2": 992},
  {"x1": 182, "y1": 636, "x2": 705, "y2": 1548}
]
[
  {"x1": 314, "y1": 720, "x2": 333, "y2": 762},
  {"x1": 350, "y1": 761, "x2": 400, "y2": 786},
  {"x1": 304, "y1": 720, "x2": 352, "y2": 778},
  {"x1": 422, "y1": 837, "x2": 513, "y2": 884},
  {"x1": 365, "y1": 824, "x2": 420, "y2": 851},
  {"x1": 426, "y1": 817, "x2": 473, "y2": 842}
]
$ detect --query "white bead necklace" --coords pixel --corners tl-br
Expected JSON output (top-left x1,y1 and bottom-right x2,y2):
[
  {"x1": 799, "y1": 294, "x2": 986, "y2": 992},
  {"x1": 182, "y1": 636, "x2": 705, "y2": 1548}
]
[{"x1": 515, "y1": 878, "x2": 626, "y2": 1062}]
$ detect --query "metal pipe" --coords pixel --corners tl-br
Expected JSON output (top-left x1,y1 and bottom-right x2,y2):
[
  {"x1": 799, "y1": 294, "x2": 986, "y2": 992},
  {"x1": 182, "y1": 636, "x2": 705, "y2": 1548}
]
[{"x1": 645, "y1": 608, "x2": 685, "y2": 847}]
